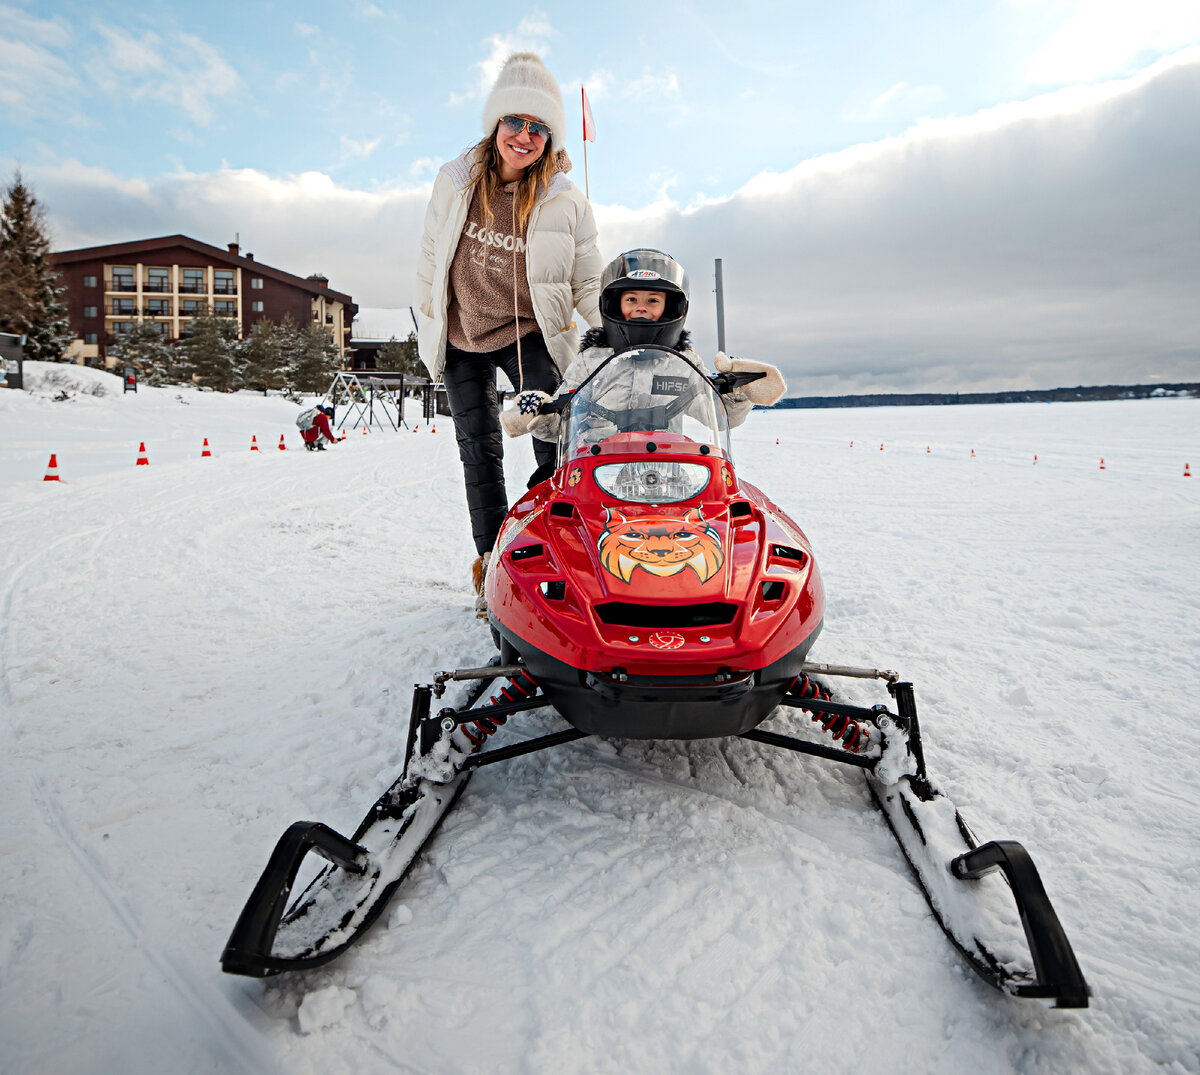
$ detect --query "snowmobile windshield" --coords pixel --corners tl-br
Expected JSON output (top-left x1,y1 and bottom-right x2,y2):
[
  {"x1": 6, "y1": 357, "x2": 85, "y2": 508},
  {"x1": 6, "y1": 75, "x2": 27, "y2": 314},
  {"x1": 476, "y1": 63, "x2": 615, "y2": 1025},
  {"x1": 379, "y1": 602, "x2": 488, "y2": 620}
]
[{"x1": 559, "y1": 347, "x2": 732, "y2": 461}]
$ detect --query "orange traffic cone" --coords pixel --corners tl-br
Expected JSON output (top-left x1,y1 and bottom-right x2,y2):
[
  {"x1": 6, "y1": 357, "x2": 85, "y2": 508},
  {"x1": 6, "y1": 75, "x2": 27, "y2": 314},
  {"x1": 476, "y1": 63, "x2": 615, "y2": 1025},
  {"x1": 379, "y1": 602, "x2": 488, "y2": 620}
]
[
  {"x1": 136, "y1": 442, "x2": 149, "y2": 466},
  {"x1": 879, "y1": 443, "x2": 884, "y2": 451},
  {"x1": 278, "y1": 434, "x2": 287, "y2": 451},
  {"x1": 1033, "y1": 455, "x2": 1038, "y2": 464},
  {"x1": 1184, "y1": 463, "x2": 1191, "y2": 477},
  {"x1": 362, "y1": 425, "x2": 368, "y2": 435},
  {"x1": 1099, "y1": 458, "x2": 1106, "y2": 470},
  {"x1": 926, "y1": 445, "x2": 931, "y2": 454},
  {"x1": 201, "y1": 438, "x2": 212, "y2": 457},
  {"x1": 970, "y1": 449, "x2": 976, "y2": 458},
  {"x1": 432, "y1": 424, "x2": 437, "y2": 434},
  {"x1": 340, "y1": 430, "x2": 346, "y2": 441},
  {"x1": 43, "y1": 453, "x2": 61, "y2": 481},
  {"x1": 850, "y1": 441, "x2": 854, "y2": 448},
  {"x1": 251, "y1": 435, "x2": 260, "y2": 452}
]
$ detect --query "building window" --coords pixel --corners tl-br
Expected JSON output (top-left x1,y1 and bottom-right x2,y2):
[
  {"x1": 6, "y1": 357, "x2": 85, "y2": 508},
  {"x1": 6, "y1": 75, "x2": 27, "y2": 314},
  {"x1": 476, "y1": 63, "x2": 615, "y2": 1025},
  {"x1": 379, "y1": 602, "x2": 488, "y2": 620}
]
[
  {"x1": 251, "y1": 301, "x2": 263, "y2": 312},
  {"x1": 153, "y1": 322, "x2": 171, "y2": 337},
  {"x1": 214, "y1": 270, "x2": 235, "y2": 295},
  {"x1": 112, "y1": 321, "x2": 133, "y2": 335},
  {"x1": 146, "y1": 298, "x2": 172, "y2": 317},
  {"x1": 83, "y1": 275, "x2": 97, "y2": 288},
  {"x1": 112, "y1": 298, "x2": 135, "y2": 315},
  {"x1": 214, "y1": 300, "x2": 236, "y2": 316},
  {"x1": 84, "y1": 333, "x2": 99, "y2": 345},
  {"x1": 112, "y1": 267, "x2": 135, "y2": 291},
  {"x1": 146, "y1": 268, "x2": 170, "y2": 293},
  {"x1": 251, "y1": 277, "x2": 263, "y2": 289},
  {"x1": 83, "y1": 305, "x2": 98, "y2": 318},
  {"x1": 182, "y1": 268, "x2": 205, "y2": 294}
]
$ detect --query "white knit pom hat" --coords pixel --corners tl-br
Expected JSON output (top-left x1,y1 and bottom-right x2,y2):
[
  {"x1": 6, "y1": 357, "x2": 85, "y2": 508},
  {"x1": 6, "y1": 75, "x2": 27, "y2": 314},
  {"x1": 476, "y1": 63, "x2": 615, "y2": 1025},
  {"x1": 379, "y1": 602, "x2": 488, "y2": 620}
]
[{"x1": 481, "y1": 52, "x2": 567, "y2": 150}]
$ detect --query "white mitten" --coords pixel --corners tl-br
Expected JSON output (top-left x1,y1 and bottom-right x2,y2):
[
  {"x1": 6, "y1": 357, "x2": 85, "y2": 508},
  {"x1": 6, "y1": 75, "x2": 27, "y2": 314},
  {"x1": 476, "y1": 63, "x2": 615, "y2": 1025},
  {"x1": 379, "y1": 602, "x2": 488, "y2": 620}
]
[
  {"x1": 713, "y1": 352, "x2": 785, "y2": 406},
  {"x1": 501, "y1": 389, "x2": 552, "y2": 437}
]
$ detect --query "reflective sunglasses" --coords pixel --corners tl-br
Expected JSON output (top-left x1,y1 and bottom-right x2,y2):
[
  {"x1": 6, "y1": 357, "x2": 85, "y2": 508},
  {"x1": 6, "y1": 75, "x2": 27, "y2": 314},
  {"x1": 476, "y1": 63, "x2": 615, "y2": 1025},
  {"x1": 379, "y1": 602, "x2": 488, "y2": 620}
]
[{"x1": 500, "y1": 115, "x2": 553, "y2": 140}]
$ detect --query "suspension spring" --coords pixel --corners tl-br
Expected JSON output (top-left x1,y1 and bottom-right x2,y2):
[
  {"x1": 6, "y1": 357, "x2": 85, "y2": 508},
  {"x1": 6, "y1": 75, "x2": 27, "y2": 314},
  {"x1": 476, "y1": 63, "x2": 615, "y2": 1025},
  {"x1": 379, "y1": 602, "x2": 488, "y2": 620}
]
[
  {"x1": 461, "y1": 670, "x2": 540, "y2": 747},
  {"x1": 790, "y1": 673, "x2": 869, "y2": 753}
]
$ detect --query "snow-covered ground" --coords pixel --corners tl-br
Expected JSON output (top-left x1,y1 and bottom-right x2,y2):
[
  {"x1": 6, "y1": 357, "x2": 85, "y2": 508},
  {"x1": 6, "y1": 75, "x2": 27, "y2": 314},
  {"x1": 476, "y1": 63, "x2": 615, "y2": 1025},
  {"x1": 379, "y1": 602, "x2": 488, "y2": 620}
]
[{"x1": 2, "y1": 363, "x2": 1198, "y2": 1074}]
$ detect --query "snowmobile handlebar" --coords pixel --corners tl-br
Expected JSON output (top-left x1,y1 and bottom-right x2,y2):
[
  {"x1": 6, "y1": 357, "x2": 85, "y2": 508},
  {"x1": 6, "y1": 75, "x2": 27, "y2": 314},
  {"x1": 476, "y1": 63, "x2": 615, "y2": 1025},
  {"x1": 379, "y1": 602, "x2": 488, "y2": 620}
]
[{"x1": 709, "y1": 369, "x2": 767, "y2": 395}]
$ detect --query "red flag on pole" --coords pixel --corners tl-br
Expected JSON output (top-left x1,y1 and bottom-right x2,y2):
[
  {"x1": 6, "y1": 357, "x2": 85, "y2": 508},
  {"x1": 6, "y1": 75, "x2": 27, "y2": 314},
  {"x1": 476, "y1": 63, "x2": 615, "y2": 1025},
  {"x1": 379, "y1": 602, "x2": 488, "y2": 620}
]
[{"x1": 581, "y1": 86, "x2": 596, "y2": 142}]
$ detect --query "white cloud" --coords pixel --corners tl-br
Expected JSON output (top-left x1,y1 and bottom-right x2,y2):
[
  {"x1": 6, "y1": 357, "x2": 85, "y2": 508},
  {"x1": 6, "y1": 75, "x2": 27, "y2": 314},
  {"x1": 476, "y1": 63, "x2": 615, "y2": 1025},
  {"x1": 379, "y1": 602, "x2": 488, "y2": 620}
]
[
  {"x1": 596, "y1": 50, "x2": 1200, "y2": 392},
  {"x1": 295, "y1": 22, "x2": 320, "y2": 38},
  {"x1": 84, "y1": 22, "x2": 242, "y2": 126},
  {"x1": 0, "y1": 7, "x2": 91, "y2": 123},
  {"x1": 339, "y1": 136, "x2": 383, "y2": 163},
  {"x1": 450, "y1": 12, "x2": 559, "y2": 105},
  {"x1": 1022, "y1": 0, "x2": 1200, "y2": 84}
]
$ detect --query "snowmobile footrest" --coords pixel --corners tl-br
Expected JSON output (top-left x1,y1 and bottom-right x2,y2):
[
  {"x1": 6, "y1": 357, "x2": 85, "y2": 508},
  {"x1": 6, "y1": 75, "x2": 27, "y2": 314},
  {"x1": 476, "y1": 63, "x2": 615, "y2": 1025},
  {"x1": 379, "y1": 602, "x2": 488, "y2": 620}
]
[
  {"x1": 221, "y1": 821, "x2": 367, "y2": 977},
  {"x1": 951, "y1": 840, "x2": 1089, "y2": 1008}
]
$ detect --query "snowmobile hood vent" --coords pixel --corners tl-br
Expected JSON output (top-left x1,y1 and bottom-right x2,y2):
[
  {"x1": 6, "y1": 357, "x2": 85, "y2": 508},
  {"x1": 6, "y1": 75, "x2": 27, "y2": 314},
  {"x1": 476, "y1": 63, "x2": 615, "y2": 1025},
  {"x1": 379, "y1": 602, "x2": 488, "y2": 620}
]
[{"x1": 595, "y1": 602, "x2": 737, "y2": 628}]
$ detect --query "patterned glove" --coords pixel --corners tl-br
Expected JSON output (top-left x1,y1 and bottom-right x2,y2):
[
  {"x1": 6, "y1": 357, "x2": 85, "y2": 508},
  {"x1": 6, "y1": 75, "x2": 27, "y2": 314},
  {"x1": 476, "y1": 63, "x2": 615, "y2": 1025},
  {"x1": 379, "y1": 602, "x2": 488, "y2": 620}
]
[{"x1": 501, "y1": 390, "x2": 553, "y2": 437}]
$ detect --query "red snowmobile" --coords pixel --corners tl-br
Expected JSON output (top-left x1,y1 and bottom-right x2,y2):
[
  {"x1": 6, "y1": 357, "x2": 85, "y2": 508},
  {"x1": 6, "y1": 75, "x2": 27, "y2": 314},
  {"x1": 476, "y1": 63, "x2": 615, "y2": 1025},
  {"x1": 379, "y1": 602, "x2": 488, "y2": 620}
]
[{"x1": 222, "y1": 347, "x2": 1087, "y2": 1008}]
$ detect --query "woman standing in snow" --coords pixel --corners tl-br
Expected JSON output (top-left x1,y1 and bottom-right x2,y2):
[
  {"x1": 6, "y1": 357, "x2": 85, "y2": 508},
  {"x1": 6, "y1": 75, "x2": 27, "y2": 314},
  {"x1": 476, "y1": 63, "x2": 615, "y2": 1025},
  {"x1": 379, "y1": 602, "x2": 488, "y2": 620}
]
[{"x1": 415, "y1": 52, "x2": 603, "y2": 616}]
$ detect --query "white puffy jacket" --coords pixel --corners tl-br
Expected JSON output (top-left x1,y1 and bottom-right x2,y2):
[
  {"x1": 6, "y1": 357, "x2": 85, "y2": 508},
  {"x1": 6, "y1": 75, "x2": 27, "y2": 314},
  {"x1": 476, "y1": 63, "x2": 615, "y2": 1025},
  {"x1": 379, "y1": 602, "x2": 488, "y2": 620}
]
[{"x1": 415, "y1": 151, "x2": 603, "y2": 381}]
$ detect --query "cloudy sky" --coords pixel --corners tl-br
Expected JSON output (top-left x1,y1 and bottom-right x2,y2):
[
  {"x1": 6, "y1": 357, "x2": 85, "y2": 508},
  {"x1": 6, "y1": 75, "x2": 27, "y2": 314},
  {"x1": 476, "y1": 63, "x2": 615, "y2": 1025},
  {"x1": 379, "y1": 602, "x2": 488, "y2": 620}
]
[{"x1": 3, "y1": 0, "x2": 1198, "y2": 394}]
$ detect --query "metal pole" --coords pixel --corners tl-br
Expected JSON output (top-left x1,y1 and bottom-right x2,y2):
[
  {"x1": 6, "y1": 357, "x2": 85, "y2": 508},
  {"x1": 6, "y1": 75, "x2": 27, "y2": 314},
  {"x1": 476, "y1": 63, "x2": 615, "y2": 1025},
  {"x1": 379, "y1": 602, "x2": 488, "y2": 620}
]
[{"x1": 714, "y1": 258, "x2": 726, "y2": 354}]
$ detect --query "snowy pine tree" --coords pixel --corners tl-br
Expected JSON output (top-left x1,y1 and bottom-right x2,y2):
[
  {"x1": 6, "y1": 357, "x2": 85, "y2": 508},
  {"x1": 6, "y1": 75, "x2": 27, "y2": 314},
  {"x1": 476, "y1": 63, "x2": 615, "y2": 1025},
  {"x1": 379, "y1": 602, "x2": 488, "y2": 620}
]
[
  {"x1": 181, "y1": 305, "x2": 238, "y2": 390},
  {"x1": 291, "y1": 320, "x2": 343, "y2": 394},
  {"x1": 376, "y1": 332, "x2": 428, "y2": 378},
  {"x1": 108, "y1": 319, "x2": 179, "y2": 385},
  {"x1": 238, "y1": 319, "x2": 287, "y2": 394},
  {"x1": 0, "y1": 171, "x2": 73, "y2": 362}
]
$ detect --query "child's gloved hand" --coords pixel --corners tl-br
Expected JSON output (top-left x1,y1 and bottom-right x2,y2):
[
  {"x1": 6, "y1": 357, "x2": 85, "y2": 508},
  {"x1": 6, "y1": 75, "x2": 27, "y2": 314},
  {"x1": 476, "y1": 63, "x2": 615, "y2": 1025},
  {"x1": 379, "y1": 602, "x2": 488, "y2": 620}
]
[
  {"x1": 501, "y1": 389, "x2": 553, "y2": 437},
  {"x1": 714, "y1": 352, "x2": 786, "y2": 406}
]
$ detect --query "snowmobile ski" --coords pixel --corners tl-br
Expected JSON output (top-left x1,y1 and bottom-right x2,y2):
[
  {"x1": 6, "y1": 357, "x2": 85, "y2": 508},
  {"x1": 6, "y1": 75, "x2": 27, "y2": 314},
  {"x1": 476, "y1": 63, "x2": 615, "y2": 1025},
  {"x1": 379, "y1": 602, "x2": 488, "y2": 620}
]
[{"x1": 221, "y1": 664, "x2": 577, "y2": 978}]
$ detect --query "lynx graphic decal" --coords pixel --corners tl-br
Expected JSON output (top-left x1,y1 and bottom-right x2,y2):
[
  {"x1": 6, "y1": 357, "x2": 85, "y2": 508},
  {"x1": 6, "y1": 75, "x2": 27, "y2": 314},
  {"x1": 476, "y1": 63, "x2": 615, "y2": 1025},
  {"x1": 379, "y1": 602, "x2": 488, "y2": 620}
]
[{"x1": 597, "y1": 507, "x2": 724, "y2": 584}]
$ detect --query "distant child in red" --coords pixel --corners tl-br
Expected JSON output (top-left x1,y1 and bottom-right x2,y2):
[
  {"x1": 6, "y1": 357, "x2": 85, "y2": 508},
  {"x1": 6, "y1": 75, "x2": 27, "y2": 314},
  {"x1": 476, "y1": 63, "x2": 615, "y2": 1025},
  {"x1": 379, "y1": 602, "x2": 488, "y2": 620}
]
[{"x1": 302, "y1": 405, "x2": 337, "y2": 451}]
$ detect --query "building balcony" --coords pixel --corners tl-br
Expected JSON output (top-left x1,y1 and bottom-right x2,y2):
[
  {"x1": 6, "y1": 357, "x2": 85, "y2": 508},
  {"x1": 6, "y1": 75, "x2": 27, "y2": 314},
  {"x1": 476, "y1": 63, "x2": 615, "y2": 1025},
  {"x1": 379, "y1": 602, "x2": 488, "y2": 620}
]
[
  {"x1": 179, "y1": 283, "x2": 207, "y2": 294},
  {"x1": 142, "y1": 281, "x2": 171, "y2": 293},
  {"x1": 212, "y1": 284, "x2": 238, "y2": 295}
]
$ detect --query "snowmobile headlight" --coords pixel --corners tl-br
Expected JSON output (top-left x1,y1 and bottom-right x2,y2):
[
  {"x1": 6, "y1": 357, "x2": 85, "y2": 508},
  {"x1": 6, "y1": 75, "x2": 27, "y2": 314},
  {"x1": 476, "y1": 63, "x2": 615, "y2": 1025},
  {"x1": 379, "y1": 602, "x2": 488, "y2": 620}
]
[{"x1": 592, "y1": 461, "x2": 711, "y2": 503}]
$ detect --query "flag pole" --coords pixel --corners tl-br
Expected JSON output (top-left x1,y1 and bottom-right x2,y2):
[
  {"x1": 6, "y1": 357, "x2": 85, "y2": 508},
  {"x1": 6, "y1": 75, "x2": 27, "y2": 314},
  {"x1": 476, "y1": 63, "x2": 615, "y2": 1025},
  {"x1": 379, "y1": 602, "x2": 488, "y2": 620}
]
[{"x1": 581, "y1": 86, "x2": 590, "y2": 199}]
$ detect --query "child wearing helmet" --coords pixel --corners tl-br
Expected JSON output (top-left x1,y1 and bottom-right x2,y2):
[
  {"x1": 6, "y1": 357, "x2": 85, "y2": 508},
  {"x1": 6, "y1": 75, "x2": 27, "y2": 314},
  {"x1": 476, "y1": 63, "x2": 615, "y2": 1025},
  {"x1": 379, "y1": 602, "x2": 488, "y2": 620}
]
[{"x1": 501, "y1": 248, "x2": 785, "y2": 443}]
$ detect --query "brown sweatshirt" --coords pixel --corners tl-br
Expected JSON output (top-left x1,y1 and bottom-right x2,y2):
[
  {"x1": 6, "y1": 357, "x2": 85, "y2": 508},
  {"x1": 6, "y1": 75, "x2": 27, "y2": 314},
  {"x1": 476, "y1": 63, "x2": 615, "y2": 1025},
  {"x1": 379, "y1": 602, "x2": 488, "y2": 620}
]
[{"x1": 446, "y1": 181, "x2": 538, "y2": 353}]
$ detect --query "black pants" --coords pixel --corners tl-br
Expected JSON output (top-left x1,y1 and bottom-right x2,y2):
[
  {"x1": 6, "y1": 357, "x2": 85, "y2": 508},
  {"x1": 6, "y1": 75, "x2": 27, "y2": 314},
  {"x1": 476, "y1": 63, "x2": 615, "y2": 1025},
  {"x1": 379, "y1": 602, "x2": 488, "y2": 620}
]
[{"x1": 442, "y1": 333, "x2": 560, "y2": 555}]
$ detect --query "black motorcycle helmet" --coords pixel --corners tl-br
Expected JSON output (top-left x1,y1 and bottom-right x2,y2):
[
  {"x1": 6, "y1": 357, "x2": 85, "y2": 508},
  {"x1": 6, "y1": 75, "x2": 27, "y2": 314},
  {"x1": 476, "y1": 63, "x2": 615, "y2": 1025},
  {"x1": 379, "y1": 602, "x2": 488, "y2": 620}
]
[{"x1": 599, "y1": 248, "x2": 689, "y2": 349}]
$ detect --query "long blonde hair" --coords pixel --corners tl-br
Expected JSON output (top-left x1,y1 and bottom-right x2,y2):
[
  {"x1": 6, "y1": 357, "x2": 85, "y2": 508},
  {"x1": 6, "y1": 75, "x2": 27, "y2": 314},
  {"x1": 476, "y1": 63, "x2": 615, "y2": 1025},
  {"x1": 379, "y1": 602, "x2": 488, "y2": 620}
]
[{"x1": 468, "y1": 129, "x2": 560, "y2": 233}]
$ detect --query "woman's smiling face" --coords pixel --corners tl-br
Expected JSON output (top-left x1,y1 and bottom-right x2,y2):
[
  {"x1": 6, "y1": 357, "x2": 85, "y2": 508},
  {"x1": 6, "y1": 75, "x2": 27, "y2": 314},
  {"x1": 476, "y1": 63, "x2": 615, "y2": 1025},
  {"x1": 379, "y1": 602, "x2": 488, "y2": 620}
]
[{"x1": 495, "y1": 113, "x2": 549, "y2": 181}]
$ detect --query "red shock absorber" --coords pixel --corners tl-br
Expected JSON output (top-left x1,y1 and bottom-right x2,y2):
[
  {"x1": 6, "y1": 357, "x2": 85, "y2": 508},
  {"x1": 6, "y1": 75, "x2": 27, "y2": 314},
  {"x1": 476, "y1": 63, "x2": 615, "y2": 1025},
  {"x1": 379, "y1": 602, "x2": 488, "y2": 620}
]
[
  {"x1": 790, "y1": 673, "x2": 868, "y2": 753},
  {"x1": 461, "y1": 670, "x2": 540, "y2": 747}
]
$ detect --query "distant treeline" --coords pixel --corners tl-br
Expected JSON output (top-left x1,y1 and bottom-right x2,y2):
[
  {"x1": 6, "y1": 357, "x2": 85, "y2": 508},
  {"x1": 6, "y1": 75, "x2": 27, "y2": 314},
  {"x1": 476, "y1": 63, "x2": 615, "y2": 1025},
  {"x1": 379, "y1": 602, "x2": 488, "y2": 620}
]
[{"x1": 776, "y1": 383, "x2": 1200, "y2": 410}]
